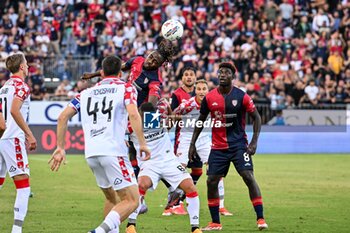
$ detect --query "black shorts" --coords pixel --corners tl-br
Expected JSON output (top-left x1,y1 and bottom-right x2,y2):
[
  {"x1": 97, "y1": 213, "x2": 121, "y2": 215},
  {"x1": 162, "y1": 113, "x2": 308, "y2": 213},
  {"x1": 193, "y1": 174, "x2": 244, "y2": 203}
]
[{"x1": 207, "y1": 148, "x2": 253, "y2": 176}]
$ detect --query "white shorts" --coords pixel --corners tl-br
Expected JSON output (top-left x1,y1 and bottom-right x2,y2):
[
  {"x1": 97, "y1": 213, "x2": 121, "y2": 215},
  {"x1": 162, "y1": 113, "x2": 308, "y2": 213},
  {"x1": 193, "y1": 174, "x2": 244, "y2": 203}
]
[
  {"x1": 177, "y1": 138, "x2": 211, "y2": 166},
  {"x1": 86, "y1": 156, "x2": 137, "y2": 190},
  {"x1": 0, "y1": 138, "x2": 30, "y2": 178},
  {"x1": 138, "y1": 159, "x2": 191, "y2": 192}
]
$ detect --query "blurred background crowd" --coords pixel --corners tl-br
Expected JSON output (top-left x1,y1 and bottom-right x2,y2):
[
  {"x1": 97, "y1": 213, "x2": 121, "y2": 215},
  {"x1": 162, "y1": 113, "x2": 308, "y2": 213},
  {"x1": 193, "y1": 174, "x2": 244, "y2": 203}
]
[{"x1": 0, "y1": 0, "x2": 350, "y2": 112}]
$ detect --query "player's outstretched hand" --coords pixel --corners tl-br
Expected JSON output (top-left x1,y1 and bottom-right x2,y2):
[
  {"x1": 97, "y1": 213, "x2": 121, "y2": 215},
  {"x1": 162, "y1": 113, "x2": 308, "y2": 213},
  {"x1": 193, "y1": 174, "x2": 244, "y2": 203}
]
[
  {"x1": 139, "y1": 145, "x2": 151, "y2": 161},
  {"x1": 26, "y1": 134, "x2": 37, "y2": 151},
  {"x1": 48, "y1": 147, "x2": 66, "y2": 172},
  {"x1": 247, "y1": 140, "x2": 257, "y2": 155},
  {"x1": 188, "y1": 143, "x2": 197, "y2": 162}
]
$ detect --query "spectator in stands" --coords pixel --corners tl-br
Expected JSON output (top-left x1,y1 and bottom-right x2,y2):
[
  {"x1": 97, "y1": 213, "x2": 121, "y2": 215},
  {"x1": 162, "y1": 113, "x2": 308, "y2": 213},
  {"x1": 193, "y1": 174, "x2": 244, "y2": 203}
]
[{"x1": 305, "y1": 80, "x2": 319, "y2": 106}]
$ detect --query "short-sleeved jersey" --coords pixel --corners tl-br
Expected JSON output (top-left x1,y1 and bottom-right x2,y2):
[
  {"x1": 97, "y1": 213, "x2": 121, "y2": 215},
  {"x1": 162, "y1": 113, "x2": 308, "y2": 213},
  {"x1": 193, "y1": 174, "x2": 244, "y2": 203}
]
[
  {"x1": 124, "y1": 56, "x2": 162, "y2": 106},
  {"x1": 70, "y1": 77, "x2": 137, "y2": 158},
  {"x1": 200, "y1": 86, "x2": 256, "y2": 150},
  {"x1": 170, "y1": 87, "x2": 195, "y2": 152},
  {"x1": 173, "y1": 96, "x2": 210, "y2": 143},
  {"x1": 0, "y1": 76, "x2": 31, "y2": 141},
  {"x1": 170, "y1": 87, "x2": 196, "y2": 111},
  {"x1": 129, "y1": 102, "x2": 174, "y2": 162}
]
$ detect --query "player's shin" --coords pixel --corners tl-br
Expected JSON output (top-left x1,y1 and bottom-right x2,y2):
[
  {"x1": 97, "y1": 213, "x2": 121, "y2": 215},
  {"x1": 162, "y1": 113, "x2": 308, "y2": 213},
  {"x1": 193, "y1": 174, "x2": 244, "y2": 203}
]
[
  {"x1": 186, "y1": 191, "x2": 200, "y2": 231},
  {"x1": 218, "y1": 178, "x2": 224, "y2": 208},
  {"x1": 207, "y1": 176, "x2": 221, "y2": 224},
  {"x1": 127, "y1": 191, "x2": 144, "y2": 226},
  {"x1": 251, "y1": 196, "x2": 264, "y2": 220},
  {"x1": 12, "y1": 178, "x2": 30, "y2": 233},
  {"x1": 190, "y1": 168, "x2": 203, "y2": 185},
  {"x1": 92, "y1": 210, "x2": 121, "y2": 233}
]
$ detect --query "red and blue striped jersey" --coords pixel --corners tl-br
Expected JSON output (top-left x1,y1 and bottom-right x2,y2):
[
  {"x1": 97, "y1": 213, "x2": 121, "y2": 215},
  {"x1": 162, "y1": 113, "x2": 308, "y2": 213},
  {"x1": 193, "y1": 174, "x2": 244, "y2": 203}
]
[
  {"x1": 200, "y1": 86, "x2": 256, "y2": 150},
  {"x1": 124, "y1": 56, "x2": 162, "y2": 106}
]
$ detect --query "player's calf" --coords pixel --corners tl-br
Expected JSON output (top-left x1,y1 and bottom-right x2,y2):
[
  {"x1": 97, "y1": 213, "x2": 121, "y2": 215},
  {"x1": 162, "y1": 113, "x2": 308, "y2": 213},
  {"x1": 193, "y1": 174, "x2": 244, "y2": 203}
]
[
  {"x1": 179, "y1": 178, "x2": 201, "y2": 232},
  {"x1": 190, "y1": 167, "x2": 203, "y2": 185},
  {"x1": 12, "y1": 175, "x2": 30, "y2": 233}
]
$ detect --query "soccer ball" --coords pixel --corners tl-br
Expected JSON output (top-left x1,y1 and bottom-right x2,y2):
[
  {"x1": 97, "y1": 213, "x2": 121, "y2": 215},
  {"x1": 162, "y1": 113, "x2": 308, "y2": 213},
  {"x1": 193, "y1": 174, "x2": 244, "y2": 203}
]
[{"x1": 161, "y1": 19, "x2": 184, "y2": 41}]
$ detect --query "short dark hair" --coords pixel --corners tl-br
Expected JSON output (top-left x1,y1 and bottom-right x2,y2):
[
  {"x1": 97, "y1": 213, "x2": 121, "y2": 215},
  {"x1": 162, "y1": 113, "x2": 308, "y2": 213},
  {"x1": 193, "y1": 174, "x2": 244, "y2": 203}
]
[
  {"x1": 182, "y1": 66, "x2": 196, "y2": 76},
  {"x1": 157, "y1": 38, "x2": 176, "y2": 63},
  {"x1": 219, "y1": 62, "x2": 237, "y2": 75},
  {"x1": 6, "y1": 53, "x2": 25, "y2": 73},
  {"x1": 140, "y1": 102, "x2": 156, "y2": 113},
  {"x1": 102, "y1": 55, "x2": 122, "y2": 76}
]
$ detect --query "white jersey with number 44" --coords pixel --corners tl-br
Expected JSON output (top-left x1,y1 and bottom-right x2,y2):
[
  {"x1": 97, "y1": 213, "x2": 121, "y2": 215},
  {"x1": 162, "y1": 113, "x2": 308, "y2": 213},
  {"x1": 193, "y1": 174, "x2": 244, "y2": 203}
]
[
  {"x1": 70, "y1": 78, "x2": 137, "y2": 158},
  {"x1": 0, "y1": 76, "x2": 30, "y2": 141}
]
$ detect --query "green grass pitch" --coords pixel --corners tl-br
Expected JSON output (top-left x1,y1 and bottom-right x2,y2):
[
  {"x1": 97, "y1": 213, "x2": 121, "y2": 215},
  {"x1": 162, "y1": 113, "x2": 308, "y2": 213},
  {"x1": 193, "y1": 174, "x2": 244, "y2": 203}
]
[{"x1": 0, "y1": 154, "x2": 349, "y2": 233}]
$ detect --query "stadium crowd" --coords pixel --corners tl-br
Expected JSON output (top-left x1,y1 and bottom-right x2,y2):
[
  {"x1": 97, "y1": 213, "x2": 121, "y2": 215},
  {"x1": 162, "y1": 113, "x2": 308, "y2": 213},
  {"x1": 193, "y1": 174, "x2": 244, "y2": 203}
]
[{"x1": 0, "y1": 0, "x2": 350, "y2": 109}]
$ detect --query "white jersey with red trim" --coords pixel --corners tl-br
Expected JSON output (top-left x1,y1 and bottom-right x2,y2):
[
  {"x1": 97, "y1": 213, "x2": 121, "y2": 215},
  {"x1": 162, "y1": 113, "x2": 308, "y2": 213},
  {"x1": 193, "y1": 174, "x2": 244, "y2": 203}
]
[
  {"x1": 173, "y1": 96, "x2": 210, "y2": 144},
  {"x1": 69, "y1": 77, "x2": 137, "y2": 158},
  {"x1": 0, "y1": 76, "x2": 30, "y2": 141},
  {"x1": 129, "y1": 99, "x2": 175, "y2": 163}
]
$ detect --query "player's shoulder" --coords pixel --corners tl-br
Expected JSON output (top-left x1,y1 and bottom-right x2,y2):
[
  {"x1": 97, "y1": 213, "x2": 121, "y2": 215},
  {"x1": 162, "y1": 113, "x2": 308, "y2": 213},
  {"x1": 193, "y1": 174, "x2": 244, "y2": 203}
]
[
  {"x1": 232, "y1": 86, "x2": 247, "y2": 97},
  {"x1": 132, "y1": 56, "x2": 145, "y2": 63},
  {"x1": 205, "y1": 88, "x2": 219, "y2": 100}
]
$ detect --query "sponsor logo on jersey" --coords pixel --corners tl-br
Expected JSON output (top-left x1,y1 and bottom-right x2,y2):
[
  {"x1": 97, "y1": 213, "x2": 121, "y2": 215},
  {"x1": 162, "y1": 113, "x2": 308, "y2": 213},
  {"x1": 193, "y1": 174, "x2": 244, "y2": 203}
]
[
  {"x1": 212, "y1": 102, "x2": 218, "y2": 106},
  {"x1": 90, "y1": 126, "x2": 107, "y2": 137},
  {"x1": 244, "y1": 162, "x2": 251, "y2": 167},
  {"x1": 144, "y1": 110, "x2": 161, "y2": 129}
]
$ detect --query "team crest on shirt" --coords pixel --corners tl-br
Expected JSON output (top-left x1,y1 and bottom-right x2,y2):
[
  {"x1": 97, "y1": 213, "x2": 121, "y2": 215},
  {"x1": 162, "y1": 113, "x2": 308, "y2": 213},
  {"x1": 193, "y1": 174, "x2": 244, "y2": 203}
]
[{"x1": 232, "y1": 100, "x2": 237, "y2": 107}]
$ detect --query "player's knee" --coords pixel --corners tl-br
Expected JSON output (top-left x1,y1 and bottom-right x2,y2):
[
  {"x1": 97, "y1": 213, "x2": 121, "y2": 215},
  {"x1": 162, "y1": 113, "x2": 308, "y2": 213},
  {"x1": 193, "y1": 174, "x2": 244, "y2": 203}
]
[
  {"x1": 138, "y1": 179, "x2": 151, "y2": 192},
  {"x1": 239, "y1": 170, "x2": 255, "y2": 185},
  {"x1": 207, "y1": 176, "x2": 220, "y2": 188}
]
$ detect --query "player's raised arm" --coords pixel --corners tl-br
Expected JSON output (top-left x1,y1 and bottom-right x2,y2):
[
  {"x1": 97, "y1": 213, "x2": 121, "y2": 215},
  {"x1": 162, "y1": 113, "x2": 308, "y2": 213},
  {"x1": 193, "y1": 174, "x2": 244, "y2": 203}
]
[
  {"x1": 49, "y1": 104, "x2": 77, "y2": 171},
  {"x1": 81, "y1": 71, "x2": 100, "y2": 80},
  {"x1": 0, "y1": 104, "x2": 5, "y2": 138},
  {"x1": 189, "y1": 96, "x2": 209, "y2": 162}
]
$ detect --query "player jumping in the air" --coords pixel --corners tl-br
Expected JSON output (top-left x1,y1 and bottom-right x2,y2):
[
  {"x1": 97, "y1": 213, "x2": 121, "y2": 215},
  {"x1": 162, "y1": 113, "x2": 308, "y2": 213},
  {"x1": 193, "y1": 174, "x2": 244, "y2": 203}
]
[
  {"x1": 81, "y1": 40, "x2": 176, "y2": 214},
  {"x1": 0, "y1": 53, "x2": 37, "y2": 233},
  {"x1": 49, "y1": 55, "x2": 150, "y2": 233},
  {"x1": 189, "y1": 62, "x2": 268, "y2": 231},
  {"x1": 125, "y1": 101, "x2": 202, "y2": 233}
]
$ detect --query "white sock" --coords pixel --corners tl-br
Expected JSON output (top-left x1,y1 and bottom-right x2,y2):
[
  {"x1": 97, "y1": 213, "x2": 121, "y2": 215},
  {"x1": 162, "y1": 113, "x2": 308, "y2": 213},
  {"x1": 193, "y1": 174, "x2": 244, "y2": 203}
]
[
  {"x1": 14, "y1": 186, "x2": 30, "y2": 222},
  {"x1": 186, "y1": 192, "x2": 200, "y2": 227},
  {"x1": 104, "y1": 210, "x2": 121, "y2": 230},
  {"x1": 218, "y1": 178, "x2": 224, "y2": 208},
  {"x1": 11, "y1": 225, "x2": 22, "y2": 233},
  {"x1": 128, "y1": 196, "x2": 142, "y2": 222}
]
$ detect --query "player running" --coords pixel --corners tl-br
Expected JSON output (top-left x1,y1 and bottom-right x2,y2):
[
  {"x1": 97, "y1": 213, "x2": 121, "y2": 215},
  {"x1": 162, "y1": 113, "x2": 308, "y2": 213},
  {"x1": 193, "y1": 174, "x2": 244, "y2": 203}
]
[
  {"x1": 125, "y1": 101, "x2": 202, "y2": 233},
  {"x1": 0, "y1": 103, "x2": 5, "y2": 138},
  {"x1": 0, "y1": 53, "x2": 37, "y2": 233},
  {"x1": 189, "y1": 62, "x2": 268, "y2": 231},
  {"x1": 49, "y1": 55, "x2": 151, "y2": 233}
]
